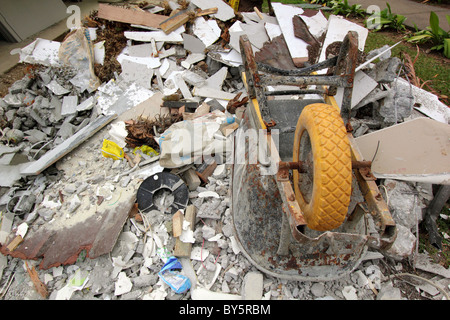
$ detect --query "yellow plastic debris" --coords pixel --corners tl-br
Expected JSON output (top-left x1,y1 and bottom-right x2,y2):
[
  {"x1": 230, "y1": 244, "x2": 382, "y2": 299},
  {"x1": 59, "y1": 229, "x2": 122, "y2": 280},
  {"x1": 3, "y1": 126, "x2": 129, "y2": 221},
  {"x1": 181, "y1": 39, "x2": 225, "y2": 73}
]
[
  {"x1": 101, "y1": 139, "x2": 124, "y2": 160},
  {"x1": 133, "y1": 145, "x2": 159, "y2": 157}
]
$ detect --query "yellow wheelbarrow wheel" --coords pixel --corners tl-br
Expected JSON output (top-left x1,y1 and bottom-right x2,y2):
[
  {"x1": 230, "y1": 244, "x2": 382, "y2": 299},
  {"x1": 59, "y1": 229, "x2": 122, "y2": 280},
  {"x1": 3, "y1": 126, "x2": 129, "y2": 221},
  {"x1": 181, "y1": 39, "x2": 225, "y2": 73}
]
[{"x1": 293, "y1": 103, "x2": 352, "y2": 231}]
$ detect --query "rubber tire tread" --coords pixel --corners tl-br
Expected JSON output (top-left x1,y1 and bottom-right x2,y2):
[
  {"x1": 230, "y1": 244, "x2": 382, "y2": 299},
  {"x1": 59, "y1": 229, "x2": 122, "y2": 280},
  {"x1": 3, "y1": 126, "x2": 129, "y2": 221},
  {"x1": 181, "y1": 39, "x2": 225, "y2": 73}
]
[{"x1": 293, "y1": 103, "x2": 352, "y2": 231}]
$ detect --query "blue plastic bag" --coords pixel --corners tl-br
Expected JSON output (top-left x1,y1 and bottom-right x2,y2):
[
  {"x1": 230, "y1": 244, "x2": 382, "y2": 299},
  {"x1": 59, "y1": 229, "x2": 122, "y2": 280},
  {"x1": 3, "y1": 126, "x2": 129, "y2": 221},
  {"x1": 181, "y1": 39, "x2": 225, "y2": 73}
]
[{"x1": 158, "y1": 256, "x2": 191, "y2": 294}]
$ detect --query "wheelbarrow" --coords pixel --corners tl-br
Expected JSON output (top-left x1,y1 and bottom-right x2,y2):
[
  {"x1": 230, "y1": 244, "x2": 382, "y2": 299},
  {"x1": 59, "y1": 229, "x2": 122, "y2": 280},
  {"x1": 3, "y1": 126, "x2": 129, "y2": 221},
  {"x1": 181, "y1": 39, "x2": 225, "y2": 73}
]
[{"x1": 230, "y1": 32, "x2": 397, "y2": 281}]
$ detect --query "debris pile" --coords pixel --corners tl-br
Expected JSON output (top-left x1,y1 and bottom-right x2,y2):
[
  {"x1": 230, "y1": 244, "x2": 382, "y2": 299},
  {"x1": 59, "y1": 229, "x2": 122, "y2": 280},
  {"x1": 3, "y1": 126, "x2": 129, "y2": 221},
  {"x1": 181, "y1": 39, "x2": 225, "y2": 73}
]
[{"x1": 0, "y1": 1, "x2": 449, "y2": 301}]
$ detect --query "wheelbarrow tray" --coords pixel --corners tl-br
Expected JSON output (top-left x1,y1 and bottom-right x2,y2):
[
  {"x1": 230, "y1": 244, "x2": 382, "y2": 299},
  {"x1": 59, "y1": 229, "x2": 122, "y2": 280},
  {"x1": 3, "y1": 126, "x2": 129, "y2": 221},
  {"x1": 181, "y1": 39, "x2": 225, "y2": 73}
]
[{"x1": 230, "y1": 95, "x2": 397, "y2": 281}]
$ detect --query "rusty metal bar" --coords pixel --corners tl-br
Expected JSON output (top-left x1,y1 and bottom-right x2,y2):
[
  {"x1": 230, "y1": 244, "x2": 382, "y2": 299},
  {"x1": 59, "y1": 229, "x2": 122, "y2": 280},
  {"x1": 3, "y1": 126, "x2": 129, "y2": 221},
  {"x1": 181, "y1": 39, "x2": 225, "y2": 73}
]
[
  {"x1": 265, "y1": 89, "x2": 325, "y2": 96},
  {"x1": 279, "y1": 160, "x2": 372, "y2": 172},
  {"x1": 260, "y1": 74, "x2": 348, "y2": 88},
  {"x1": 256, "y1": 56, "x2": 338, "y2": 76}
]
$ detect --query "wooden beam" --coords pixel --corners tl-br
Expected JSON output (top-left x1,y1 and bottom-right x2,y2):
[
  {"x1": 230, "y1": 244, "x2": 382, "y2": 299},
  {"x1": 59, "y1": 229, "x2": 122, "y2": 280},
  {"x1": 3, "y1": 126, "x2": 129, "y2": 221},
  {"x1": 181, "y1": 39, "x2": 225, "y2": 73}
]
[
  {"x1": 97, "y1": 3, "x2": 167, "y2": 29},
  {"x1": 173, "y1": 205, "x2": 197, "y2": 257}
]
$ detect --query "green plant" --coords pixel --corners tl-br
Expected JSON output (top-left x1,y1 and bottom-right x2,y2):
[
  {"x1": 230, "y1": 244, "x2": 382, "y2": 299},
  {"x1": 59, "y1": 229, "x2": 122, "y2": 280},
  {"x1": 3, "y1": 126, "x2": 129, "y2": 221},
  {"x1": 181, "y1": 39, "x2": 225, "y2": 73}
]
[
  {"x1": 407, "y1": 12, "x2": 450, "y2": 58},
  {"x1": 329, "y1": 0, "x2": 365, "y2": 18},
  {"x1": 365, "y1": 3, "x2": 406, "y2": 32}
]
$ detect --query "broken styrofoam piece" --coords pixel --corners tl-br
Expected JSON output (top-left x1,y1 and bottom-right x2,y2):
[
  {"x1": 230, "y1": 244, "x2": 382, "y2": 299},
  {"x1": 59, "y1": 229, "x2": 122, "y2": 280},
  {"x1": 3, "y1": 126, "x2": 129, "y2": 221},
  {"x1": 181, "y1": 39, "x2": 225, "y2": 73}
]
[
  {"x1": 193, "y1": 17, "x2": 220, "y2": 48},
  {"x1": 11, "y1": 38, "x2": 61, "y2": 67},
  {"x1": 318, "y1": 15, "x2": 369, "y2": 73},
  {"x1": 191, "y1": 0, "x2": 235, "y2": 22},
  {"x1": 355, "y1": 117, "x2": 450, "y2": 184}
]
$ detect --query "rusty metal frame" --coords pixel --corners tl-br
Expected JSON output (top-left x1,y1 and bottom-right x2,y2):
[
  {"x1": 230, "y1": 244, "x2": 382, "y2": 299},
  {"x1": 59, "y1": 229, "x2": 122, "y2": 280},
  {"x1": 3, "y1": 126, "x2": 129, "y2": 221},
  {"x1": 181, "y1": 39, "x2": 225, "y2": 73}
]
[{"x1": 239, "y1": 32, "x2": 358, "y2": 127}]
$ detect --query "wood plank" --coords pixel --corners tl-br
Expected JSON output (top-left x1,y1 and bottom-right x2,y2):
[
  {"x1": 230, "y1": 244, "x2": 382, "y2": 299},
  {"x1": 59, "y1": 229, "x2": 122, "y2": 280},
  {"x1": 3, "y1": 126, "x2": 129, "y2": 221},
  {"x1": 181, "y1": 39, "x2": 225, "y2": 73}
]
[
  {"x1": 6, "y1": 235, "x2": 23, "y2": 252},
  {"x1": 173, "y1": 205, "x2": 197, "y2": 257},
  {"x1": 159, "y1": 10, "x2": 190, "y2": 34},
  {"x1": 20, "y1": 114, "x2": 117, "y2": 176},
  {"x1": 97, "y1": 3, "x2": 167, "y2": 29},
  {"x1": 172, "y1": 210, "x2": 184, "y2": 238}
]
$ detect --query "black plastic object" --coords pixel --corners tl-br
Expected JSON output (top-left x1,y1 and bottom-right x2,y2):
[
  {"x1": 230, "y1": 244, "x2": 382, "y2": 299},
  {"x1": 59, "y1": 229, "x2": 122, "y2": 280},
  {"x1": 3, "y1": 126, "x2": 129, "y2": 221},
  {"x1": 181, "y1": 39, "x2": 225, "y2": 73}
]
[{"x1": 137, "y1": 172, "x2": 189, "y2": 214}]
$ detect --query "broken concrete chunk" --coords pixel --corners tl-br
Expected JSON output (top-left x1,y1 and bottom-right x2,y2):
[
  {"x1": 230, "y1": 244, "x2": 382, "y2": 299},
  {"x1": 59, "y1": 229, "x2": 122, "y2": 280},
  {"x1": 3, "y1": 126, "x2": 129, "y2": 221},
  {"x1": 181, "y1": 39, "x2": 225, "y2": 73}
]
[
  {"x1": 367, "y1": 57, "x2": 402, "y2": 83},
  {"x1": 61, "y1": 96, "x2": 79, "y2": 116},
  {"x1": 46, "y1": 80, "x2": 71, "y2": 96},
  {"x1": 242, "y1": 272, "x2": 263, "y2": 300},
  {"x1": 76, "y1": 96, "x2": 95, "y2": 112}
]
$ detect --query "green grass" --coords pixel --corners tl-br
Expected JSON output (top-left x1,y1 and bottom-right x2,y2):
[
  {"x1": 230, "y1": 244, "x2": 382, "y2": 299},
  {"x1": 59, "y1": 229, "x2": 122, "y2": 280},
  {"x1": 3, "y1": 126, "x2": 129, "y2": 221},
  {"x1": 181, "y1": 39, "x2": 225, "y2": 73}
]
[{"x1": 364, "y1": 31, "x2": 450, "y2": 102}]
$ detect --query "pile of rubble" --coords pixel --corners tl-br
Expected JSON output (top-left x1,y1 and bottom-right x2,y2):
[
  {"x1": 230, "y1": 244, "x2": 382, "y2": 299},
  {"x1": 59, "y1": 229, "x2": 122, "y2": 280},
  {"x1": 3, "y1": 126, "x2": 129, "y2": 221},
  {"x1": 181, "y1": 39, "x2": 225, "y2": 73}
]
[{"x1": 0, "y1": 1, "x2": 449, "y2": 301}]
